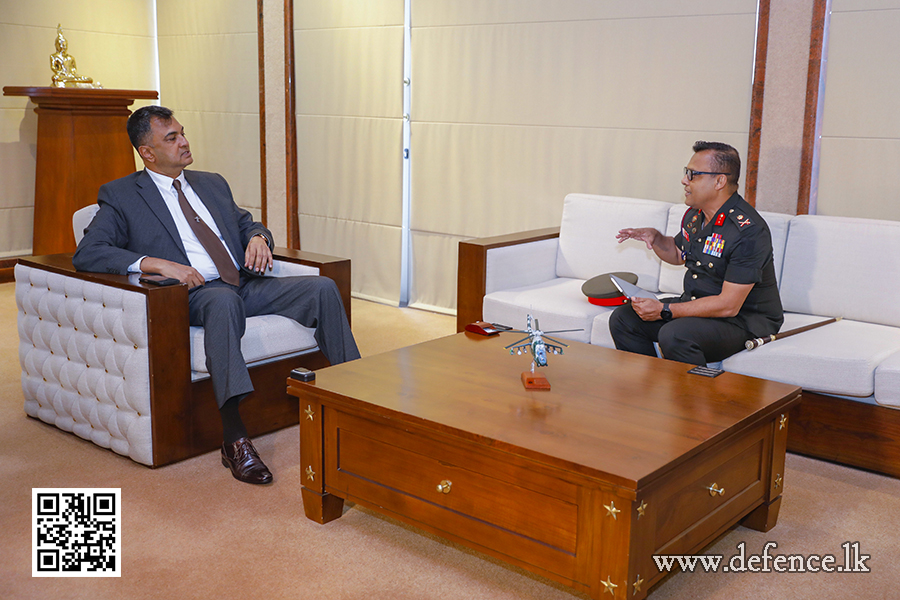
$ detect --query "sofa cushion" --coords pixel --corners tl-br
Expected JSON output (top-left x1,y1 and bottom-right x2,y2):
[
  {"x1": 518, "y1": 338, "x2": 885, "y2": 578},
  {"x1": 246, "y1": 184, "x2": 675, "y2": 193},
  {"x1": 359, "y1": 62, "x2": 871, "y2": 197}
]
[
  {"x1": 483, "y1": 278, "x2": 610, "y2": 344},
  {"x1": 659, "y1": 206, "x2": 792, "y2": 295},
  {"x1": 722, "y1": 313, "x2": 900, "y2": 397},
  {"x1": 555, "y1": 194, "x2": 669, "y2": 290},
  {"x1": 486, "y1": 237, "x2": 559, "y2": 295},
  {"x1": 190, "y1": 315, "x2": 318, "y2": 373},
  {"x1": 875, "y1": 351, "x2": 900, "y2": 408},
  {"x1": 780, "y1": 215, "x2": 900, "y2": 327}
]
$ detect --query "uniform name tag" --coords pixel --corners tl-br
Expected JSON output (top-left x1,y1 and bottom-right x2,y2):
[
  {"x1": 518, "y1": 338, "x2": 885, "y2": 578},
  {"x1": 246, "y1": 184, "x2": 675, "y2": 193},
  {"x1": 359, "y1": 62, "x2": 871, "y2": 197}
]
[{"x1": 703, "y1": 233, "x2": 724, "y2": 257}]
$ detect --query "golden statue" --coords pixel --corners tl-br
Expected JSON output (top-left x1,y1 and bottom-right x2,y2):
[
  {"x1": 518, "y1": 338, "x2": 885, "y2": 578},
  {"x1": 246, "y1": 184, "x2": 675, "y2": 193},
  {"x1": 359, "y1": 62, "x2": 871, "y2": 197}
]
[{"x1": 50, "y1": 25, "x2": 101, "y2": 88}]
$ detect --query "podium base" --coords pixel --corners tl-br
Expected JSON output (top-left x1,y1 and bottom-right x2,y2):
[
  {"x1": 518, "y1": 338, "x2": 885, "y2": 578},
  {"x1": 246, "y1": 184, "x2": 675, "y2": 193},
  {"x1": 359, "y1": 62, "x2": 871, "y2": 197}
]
[{"x1": 521, "y1": 371, "x2": 551, "y2": 390}]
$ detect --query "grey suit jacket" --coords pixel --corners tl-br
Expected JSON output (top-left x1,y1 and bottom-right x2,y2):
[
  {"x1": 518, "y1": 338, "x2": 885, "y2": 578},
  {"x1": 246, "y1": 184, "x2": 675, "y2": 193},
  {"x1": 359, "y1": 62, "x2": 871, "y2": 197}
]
[{"x1": 73, "y1": 169, "x2": 272, "y2": 276}]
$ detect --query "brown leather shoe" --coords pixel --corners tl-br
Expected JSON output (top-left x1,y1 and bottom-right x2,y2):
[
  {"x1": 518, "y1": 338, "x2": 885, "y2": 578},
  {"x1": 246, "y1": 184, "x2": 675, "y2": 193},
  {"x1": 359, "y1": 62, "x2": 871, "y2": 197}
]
[{"x1": 221, "y1": 438, "x2": 273, "y2": 484}]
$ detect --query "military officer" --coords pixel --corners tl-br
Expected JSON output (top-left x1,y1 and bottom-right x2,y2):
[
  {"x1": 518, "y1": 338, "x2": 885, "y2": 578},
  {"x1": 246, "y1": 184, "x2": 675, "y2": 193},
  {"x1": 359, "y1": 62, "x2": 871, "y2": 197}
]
[{"x1": 608, "y1": 141, "x2": 783, "y2": 365}]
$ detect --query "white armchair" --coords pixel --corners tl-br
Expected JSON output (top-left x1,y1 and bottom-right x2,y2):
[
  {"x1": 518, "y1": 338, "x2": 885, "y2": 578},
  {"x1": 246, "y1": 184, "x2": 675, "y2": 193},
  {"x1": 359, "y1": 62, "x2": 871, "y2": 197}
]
[{"x1": 17, "y1": 207, "x2": 352, "y2": 466}]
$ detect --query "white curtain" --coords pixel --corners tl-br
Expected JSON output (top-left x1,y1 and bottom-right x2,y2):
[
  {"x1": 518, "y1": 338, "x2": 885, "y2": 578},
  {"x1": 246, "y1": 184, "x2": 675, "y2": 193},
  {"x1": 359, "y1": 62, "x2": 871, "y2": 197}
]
[
  {"x1": 294, "y1": 0, "x2": 758, "y2": 311},
  {"x1": 158, "y1": 0, "x2": 262, "y2": 219},
  {"x1": 816, "y1": 1, "x2": 900, "y2": 221},
  {"x1": 293, "y1": 1, "x2": 406, "y2": 304},
  {"x1": 408, "y1": 1, "x2": 758, "y2": 311}
]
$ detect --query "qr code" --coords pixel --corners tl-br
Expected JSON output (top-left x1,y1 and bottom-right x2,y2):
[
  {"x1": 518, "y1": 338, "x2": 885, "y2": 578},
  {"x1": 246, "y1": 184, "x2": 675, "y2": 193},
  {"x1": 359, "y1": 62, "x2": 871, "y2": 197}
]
[{"x1": 32, "y1": 488, "x2": 121, "y2": 577}]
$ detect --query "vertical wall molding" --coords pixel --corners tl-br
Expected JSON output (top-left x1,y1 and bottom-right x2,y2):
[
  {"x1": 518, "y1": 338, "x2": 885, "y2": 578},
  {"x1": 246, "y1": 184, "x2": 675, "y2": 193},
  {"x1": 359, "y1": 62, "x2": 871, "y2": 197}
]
[
  {"x1": 746, "y1": 0, "x2": 771, "y2": 207},
  {"x1": 284, "y1": 0, "x2": 299, "y2": 248},
  {"x1": 257, "y1": 0, "x2": 268, "y2": 225},
  {"x1": 798, "y1": 0, "x2": 830, "y2": 215}
]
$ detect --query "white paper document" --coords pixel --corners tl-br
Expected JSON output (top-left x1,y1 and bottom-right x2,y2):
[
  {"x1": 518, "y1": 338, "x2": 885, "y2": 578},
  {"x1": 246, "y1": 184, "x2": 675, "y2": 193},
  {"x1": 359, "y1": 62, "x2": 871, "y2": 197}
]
[{"x1": 609, "y1": 274, "x2": 659, "y2": 300}]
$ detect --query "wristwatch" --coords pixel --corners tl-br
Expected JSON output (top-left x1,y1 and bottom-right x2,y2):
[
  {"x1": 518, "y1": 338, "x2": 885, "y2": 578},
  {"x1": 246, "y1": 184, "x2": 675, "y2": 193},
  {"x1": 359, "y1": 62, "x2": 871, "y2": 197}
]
[{"x1": 660, "y1": 302, "x2": 673, "y2": 322}]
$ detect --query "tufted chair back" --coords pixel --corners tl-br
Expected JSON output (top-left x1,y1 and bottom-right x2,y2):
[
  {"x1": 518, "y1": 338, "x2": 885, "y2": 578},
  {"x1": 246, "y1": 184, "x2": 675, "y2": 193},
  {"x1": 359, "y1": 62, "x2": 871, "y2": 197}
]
[{"x1": 73, "y1": 205, "x2": 100, "y2": 244}]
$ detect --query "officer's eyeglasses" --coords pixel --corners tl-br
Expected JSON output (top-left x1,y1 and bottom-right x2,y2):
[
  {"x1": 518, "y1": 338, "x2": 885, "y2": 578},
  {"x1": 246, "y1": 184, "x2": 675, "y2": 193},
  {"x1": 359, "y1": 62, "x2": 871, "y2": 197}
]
[{"x1": 684, "y1": 167, "x2": 729, "y2": 181}]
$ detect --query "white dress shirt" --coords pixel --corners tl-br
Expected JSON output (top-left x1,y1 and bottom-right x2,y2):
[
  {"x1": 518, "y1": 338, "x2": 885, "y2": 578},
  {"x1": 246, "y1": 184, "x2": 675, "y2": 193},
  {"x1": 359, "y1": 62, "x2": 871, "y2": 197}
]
[{"x1": 129, "y1": 169, "x2": 241, "y2": 280}]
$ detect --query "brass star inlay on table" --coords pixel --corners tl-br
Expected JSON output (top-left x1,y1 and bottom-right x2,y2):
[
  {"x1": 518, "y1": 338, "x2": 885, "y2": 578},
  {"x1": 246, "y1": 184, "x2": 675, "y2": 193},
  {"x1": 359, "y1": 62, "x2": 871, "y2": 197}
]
[
  {"x1": 637, "y1": 500, "x2": 648, "y2": 519},
  {"x1": 634, "y1": 574, "x2": 644, "y2": 593},
  {"x1": 604, "y1": 500, "x2": 621, "y2": 520},
  {"x1": 779, "y1": 414, "x2": 787, "y2": 430},
  {"x1": 305, "y1": 405, "x2": 315, "y2": 421},
  {"x1": 305, "y1": 465, "x2": 316, "y2": 481},
  {"x1": 601, "y1": 576, "x2": 618, "y2": 596}
]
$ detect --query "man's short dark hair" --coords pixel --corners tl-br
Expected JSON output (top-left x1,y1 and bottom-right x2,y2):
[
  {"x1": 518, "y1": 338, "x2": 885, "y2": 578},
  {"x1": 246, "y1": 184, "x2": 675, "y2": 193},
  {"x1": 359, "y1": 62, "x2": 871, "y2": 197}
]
[
  {"x1": 692, "y1": 140, "x2": 741, "y2": 186},
  {"x1": 127, "y1": 105, "x2": 174, "y2": 150}
]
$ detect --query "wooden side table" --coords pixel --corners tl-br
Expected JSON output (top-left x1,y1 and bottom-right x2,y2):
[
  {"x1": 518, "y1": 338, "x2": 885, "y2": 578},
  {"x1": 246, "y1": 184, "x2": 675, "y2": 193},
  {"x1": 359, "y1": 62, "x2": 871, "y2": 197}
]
[{"x1": 3, "y1": 87, "x2": 158, "y2": 254}]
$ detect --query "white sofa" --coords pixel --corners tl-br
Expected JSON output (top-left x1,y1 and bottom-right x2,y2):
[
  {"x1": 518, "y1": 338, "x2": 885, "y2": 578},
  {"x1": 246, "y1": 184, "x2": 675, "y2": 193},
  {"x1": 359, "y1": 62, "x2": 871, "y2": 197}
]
[{"x1": 457, "y1": 193, "x2": 900, "y2": 476}]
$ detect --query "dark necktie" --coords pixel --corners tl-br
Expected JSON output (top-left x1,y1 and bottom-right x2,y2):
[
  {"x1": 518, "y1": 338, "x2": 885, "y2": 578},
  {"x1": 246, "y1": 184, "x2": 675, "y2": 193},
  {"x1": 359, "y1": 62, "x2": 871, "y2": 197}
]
[{"x1": 173, "y1": 179, "x2": 240, "y2": 285}]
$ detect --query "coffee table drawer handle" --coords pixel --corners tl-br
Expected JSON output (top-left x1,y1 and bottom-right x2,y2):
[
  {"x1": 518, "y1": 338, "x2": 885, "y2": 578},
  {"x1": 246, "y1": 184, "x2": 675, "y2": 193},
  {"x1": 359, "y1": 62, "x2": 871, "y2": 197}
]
[
  {"x1": 436, "y1": 480, "x2": 452, "y2": 494},
  {"x1": 707, "y1": 483, "x2": 725, "y2": 497}
]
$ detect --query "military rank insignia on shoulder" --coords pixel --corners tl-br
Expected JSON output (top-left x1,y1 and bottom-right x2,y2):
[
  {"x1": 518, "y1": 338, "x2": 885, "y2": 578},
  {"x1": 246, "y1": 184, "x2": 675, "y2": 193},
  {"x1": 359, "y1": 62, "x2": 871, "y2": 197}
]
[{"x1": 729, "y1": 211, "x2": 754, "y2": 229}]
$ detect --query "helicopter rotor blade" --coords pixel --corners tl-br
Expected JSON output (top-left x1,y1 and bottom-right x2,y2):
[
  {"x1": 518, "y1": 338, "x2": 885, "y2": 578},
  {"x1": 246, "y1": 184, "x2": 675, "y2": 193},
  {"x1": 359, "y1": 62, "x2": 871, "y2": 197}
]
[
  {"x1": 504, "y1": 336, "x2": 532, "y2": 349},
  {"x1": 542, "y1": 335, "x2": 570, "y2": 347}
]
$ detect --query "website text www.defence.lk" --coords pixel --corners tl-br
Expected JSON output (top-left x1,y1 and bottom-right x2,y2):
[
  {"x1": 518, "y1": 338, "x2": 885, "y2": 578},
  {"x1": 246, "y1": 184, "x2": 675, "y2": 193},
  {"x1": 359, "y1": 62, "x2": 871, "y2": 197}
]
[{"x1": 654, "y1": 542, "x2": 870, "y2": 574}]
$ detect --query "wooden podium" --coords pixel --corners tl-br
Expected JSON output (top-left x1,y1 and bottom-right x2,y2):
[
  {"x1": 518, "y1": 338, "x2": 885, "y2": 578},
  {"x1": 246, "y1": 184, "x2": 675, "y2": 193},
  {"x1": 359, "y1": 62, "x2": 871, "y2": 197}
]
[{"x1": 3, "y1": 87, "x2": 158, "y2": 255}]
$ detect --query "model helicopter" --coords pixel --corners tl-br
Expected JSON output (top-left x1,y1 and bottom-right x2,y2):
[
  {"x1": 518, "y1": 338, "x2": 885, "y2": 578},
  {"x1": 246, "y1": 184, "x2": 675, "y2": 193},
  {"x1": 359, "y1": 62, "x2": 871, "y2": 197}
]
[{"x1": 504, "y1": 314, "x2": 581, "y2": 368}]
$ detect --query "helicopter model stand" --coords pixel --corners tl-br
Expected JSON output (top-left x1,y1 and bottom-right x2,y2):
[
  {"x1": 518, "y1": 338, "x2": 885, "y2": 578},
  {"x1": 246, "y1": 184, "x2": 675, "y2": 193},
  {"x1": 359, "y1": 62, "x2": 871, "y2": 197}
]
[{"x1": 521, "y1": 362, "x2": 551, "y2": 390}]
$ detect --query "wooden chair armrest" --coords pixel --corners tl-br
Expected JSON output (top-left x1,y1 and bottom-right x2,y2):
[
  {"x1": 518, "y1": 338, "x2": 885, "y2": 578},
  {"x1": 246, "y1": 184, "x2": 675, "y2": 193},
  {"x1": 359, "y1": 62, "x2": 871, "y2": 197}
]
[
  {"x1": 274, "y1": 247, "x2": 352, "y2": 325},
  {"x1": 456, "y1": 227, "x2": 560, "y2": 332}
]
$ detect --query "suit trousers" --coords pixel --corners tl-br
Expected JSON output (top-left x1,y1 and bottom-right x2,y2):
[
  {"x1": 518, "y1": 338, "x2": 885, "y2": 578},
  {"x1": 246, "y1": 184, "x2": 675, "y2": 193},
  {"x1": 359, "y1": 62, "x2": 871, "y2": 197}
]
[
  {"x1": 608, "y1": 300, "x2": 750, "y2": 366},
  {"x1": 188, "y1": 275, "x2": 360, "y2": 407}
]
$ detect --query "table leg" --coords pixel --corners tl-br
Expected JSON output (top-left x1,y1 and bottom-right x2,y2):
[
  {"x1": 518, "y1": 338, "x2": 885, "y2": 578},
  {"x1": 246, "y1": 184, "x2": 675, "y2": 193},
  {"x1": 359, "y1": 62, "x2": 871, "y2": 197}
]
[
  {"x1": 741, "y1": 495, "x2": 782, "y2": 532},
  {"x1": 302, "y1": 487, "x2": 345, "y2": 524},
  {"x1": 299, "y1": 397, "x2": 344, "y2": 524},
  {"x1": 743, "y1": 413, "x2": 789, "y2": 532}
]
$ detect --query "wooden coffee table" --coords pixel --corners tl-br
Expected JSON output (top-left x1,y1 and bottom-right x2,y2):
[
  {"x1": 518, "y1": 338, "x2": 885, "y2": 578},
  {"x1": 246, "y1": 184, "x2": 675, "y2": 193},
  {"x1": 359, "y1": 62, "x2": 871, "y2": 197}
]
[{"x1": 287, "y1": 333, "x2": 800, "y2": 599}]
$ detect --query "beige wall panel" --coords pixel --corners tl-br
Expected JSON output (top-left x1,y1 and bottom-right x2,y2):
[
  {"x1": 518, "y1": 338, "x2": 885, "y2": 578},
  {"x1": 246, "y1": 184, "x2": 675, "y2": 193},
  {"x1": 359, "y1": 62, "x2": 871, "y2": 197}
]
[
  {"x1": 832, "y1": 0, "x2": 900, "y2": 12},
  {"x1": 1, "y1": 1, "x2": 154, "y2": 32},
  {"x1": 411, "y1": 122, "x2": 747, "y2": 238},
  {"x1": 294, "y1": 0, "x2": 403, "y2": 29},
  {"x1": 409, "y1": 231, "x2": 464, "y2": 313},
  {"x1": 0, "y1": 108, "x2": 37, "y2": 205},
  {"x1": 299, "y1": 216, "x2": 402, "y2": 304},
  {"x1": 412, "y1": 17, "x2": 755, "y2": 132},
  {"x1": 73, "y1": 33, "x2": 157, "y2": 91},
  {"x1": 178, "y1": 111, "x2": 262, "y2": 210},
  {"x1": 295, "y1": 26, "x2": 403, "y2": 118},
  {"x1": 158, "y1": 33, "x2": 258, "y2": 114},
  {"x1": 0, "y1": 207, "x2": 35, "y2": 258},
  {"x1": 297, "y1": 115, "x2": 402, "y2": 225},
  {"x1": 817, "y1": 1, "x2": 900, "y2": 221},
  {"x1": 413, "y1": 0, "x2": 756, "y2": 26},
  {"x1": 821, "y1": 7, "x2": 900, "y2": 139},
  {"x1": 157, "y1": 0, "x2": 257, "y2": 35},
  {"x1": 816, "y1": 139, "x2": 900, "y2": 221}
]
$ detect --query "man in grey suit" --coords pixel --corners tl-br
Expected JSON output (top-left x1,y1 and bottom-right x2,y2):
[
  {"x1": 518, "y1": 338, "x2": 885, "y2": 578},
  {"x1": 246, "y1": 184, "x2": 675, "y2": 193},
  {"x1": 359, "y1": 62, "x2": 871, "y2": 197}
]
[{"x1": 73, "y1": 105, "x2": 360, "y2": 484}]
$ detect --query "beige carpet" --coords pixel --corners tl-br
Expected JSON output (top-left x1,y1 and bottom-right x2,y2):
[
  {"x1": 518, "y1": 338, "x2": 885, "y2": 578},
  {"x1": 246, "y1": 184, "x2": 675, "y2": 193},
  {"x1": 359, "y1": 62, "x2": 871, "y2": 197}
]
[{"x1": 1, "y1": 281, "x2": 898, "y2": 599}]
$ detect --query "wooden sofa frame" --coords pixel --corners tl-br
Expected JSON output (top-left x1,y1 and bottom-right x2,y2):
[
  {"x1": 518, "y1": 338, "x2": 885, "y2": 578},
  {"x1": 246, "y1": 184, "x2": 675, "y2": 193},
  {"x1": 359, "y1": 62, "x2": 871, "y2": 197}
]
[
  {"x1": 458, "y1": 228, "x2": 900, "y2": 479},
  {"x1": 19, "y1": 248, "x2": 351, "y2": 467}
]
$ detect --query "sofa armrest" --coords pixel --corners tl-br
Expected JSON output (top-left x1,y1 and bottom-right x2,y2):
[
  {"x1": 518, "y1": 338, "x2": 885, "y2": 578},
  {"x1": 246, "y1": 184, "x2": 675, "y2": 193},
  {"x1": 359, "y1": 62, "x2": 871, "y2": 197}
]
[
  {"x1": 18, "y1": 254, "x2": 192, "y2": 466},
  {"x1": 273, "y1": 247, "x2": 352, "y2": 326},
  {"x1": 457, "y1": 227, "x2": 560, "y2": 332}
]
